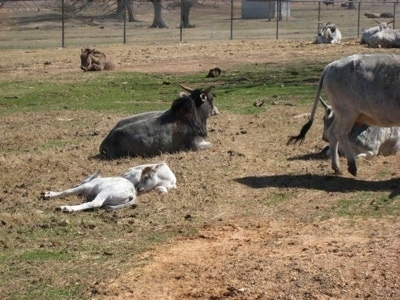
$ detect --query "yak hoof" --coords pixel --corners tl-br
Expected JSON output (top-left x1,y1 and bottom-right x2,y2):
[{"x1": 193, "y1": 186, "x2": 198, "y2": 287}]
[
  {"x1": 334, "y1": 169, "x2": 343, "y2": 176},
  {"x1": 348, "y1": 163, "x2": 357, "y2": 177}
]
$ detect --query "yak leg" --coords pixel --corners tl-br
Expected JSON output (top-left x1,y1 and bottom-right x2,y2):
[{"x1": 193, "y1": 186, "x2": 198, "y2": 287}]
[
  {"x1": 355, "y1": 151, "x2": 375, "y2": 160},
  {"x1": 194, "y1": 137, "x2": 211, "y2": 150},
  {"x1": 153, "y1": 186, "x2": 169, "y2": 194},
  {"x1": 87, "y1": 63, "x2": 104, "y2": 71},
  {"x1": 331, "y1": 116, "x2": 358, "y2": 176},
  {"x1": 87, "y1": 57, "x2": 104, "y2": 71},
  {"x1": 60, "y1": 192, "x2": 109, "y2": 212},
  {"x1": 325, "y1": 118, "x2": 342, "y2": 175},
  {"x1": 42, "y1": 185, "x2": 89, "y2": 199},
  {"x1": 329, "y1": 134, "x2": 342, "y2": 175},
  {"x1": 342, "y1": 136, "x2": 357, "y2": 176}
]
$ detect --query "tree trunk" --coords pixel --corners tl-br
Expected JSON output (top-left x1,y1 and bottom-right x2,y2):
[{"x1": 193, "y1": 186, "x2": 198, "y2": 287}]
[
  {"x1": 348, "y1": 0, "x2": 356, "y2": 9},
  {"x1": 150, "y1": 0, "x2": 168, "y2": 28},
  {"x1": 181, "y1": 0, "x2": 194, "y2": 28},
  {"x1": 116, "y1": 0, "x2": 137, "y2": 22}
]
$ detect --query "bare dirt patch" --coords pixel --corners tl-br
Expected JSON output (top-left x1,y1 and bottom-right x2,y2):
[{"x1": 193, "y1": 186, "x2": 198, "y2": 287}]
[
  {"x1": 1, "y1": 40, "x2": 400, "y2": 299},
  {"x1": 99, "y1": 219, "x2": 400, "y2": 300}
]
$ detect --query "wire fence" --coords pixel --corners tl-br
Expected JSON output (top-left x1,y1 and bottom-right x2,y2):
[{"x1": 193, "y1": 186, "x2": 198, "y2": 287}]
[{"x1": 0, "y1": 0, "x2": 399, "y2": 49}]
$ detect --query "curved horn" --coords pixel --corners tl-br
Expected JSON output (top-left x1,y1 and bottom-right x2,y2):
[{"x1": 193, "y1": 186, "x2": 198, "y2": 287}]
[
  {"x1": 319, "y1": 97, "x2": 329, "y2": 109},
  {"x1": 203, "y1": 86, "x2": 213, "y2": 94},
  {"x1": 179, "y1": 84, "x2": 194, "y2": 93},
  {"x1": 374, "y1": 20, "x2": 382, "y2": 25},
  {"x1": 387, "y1": 20, "x2": 394, "y2": 25}
]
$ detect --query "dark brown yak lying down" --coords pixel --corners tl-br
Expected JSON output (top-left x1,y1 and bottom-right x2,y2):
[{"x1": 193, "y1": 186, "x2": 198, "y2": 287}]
[
  {"x1": 80, "y1": 48, "x2": 116, "y2": 71},
  {"x1": 99, "y1": 85, "x2": 217, "y2": 159}
]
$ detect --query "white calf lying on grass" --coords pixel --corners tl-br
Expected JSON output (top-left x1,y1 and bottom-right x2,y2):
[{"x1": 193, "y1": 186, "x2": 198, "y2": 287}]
[
  {"x1": 123, "y1": 161, "x2": 177, "y2": 194},
  {"x1": 41, "y1": 162, "x2": 176, "y2": 212},
  {"x1": 41, "y1": 171, "x2": 136, "y2": 212}
]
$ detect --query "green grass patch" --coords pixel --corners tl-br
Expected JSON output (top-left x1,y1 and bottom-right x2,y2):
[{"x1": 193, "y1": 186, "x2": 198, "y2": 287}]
[
  {"x1": 0, "y1": 62, "x2": 326, "y2": 116},
  {"x1": 336, "y1": 192, "x2": 400, "y2": 218},
  {"x1": 18, "y1": 249, "x2": 73, "y2": 262}
]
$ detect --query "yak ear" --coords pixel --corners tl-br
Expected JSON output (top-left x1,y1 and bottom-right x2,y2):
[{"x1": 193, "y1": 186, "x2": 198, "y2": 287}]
[
  {"x1": 326, "y1": 107, "x2": 334, "y2": 119},
  {"x1": 200, "y1": 86, "x2": 213, "y2": 101},
  {"x1": 203, "y1": 86, "x2": 213, "y2": 94},
  {"x1": 155, "y1": 162, "x2": 164, "y2": 170}
]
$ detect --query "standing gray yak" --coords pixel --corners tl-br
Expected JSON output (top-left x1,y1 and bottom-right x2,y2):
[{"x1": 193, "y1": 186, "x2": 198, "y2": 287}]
[
  {"x1": 99, "y1": 85, "x2": 216, "y2": 158},
  {"x1": 287, "y1": 54, "x2": 400, "y2": 176},
  {"x1": 80, "y1": 48, "x2": 116, "y2": 71}
]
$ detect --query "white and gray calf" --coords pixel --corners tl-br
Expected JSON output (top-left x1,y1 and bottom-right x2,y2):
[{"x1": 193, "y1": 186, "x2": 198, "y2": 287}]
[
  {"x1": 123, "y1": 162, "x2": 177, "y2": 194},
  {"x1": 41, "y1": 172, "x2": 136, "y2": 212},
  {"x1": 320, "y1": 97, "x2": 400, "y2": 159},
  {"x1": 316, "y1": 22, "x2": 342, "y2": 44}
]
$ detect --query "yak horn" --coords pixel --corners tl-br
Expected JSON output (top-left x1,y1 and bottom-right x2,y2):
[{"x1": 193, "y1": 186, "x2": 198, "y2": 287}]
[
  {"x1": 387, "y1": 20, "x2": 394, "y2": 25},
  {"x1": 179, "y1": 84, "x2": 213, "y2": 94},
  {"x1": 374, "y1": 20, "x2": 382, "y2": 25},
  {"x1": 319, "y1": 96, "x2": 329, "y2": 109},
  {"x1": 179, "y1": 84, "x2": 194, "y2": 93},
  {"x1": 203, "y1": 86, "x2": 213, "y2": 94}
]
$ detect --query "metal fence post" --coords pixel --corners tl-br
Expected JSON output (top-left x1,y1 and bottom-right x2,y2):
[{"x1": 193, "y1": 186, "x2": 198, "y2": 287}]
[
  {"x1": 230, "y1": 0, "x2": 233, "y2": 40},
  {"x1": 276, "y1": 0, "x2": 279, "y2": 40},
  {"x1": 357, "y1": 1, "x2": 361, "y2": 39},
  {"x1": 393, "y1": 2, "x2": 397, "y2": 29},
  {"x1": 180, "y1": 0, "x2": 183, "y2": 42},
  {"x1": 61, "y1": 0, "x2": 65, "y2": 48},
  {"x1": 123, "y1": 0, "x2": 127, "y2": 44},
  {"x1": 317, "y1": 2, "x2": 321, "y2": 36}
]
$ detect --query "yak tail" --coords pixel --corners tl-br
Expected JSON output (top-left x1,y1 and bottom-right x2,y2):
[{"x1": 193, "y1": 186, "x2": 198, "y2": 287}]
[
  {"x1": 75, "y1": 170, "x2": 101, "y2": 187},
  {"x1": 287, "y1": 119, "x2": 314, "y2": 145},
  {"x1": 287, "y1": 67, "x2": 326, "y2": 146}
]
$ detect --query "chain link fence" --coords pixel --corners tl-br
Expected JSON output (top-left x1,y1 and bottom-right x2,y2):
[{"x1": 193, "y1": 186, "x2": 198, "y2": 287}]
[{"x1": 0, "y1": 0, "x2": 398, "y2": 49}]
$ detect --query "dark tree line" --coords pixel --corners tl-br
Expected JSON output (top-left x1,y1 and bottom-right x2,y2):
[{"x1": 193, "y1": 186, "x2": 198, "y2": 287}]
[{"x1": 0, "y1": 0, "x2": 203, "y2": 28}]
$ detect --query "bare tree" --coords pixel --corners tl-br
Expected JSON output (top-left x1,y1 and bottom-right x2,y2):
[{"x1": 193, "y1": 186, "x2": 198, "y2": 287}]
[
  {"x1": 348, "y1": 0, "x2": 356, "y2": 9},
  {"x1": 150, "y1": 0, "x2": 167, "y2": 28},
  {"x1": 116, "y1": 0, "x2": 137, "y2": 21},
  {"x1": 181, "y1": 0, "x2": 196, "y2": 28}
]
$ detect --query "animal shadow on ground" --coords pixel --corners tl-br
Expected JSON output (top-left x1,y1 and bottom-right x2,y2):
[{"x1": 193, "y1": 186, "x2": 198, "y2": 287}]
[
  {"x1": 286, "y1": 149, "x2": 329, "y2": 161},
  {"x1": 235, "y1": 174, "x2": 400, "y2": 198}
]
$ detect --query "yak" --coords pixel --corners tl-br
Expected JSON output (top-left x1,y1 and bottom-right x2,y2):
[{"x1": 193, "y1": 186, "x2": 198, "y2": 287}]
[
  {"x1": 80, "y1": 48, "x2": 116, "y2": 71},
  {"x1": 288, "y1": 54, "x2": 400, "y2": 176},
  {"x1": 99, "y1": 85, "x2": 217, "y2": 158}
]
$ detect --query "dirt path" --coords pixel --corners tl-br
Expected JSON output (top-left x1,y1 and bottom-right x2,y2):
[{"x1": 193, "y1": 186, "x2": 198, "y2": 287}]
[{"x1": 95, "y1": 218, "x2": 399, "y2": 299}]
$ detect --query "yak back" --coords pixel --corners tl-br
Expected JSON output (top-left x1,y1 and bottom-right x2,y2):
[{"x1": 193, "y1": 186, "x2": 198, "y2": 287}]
[{"x1": 115, "y1": 111, "x2": 164, "y2": 128}]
